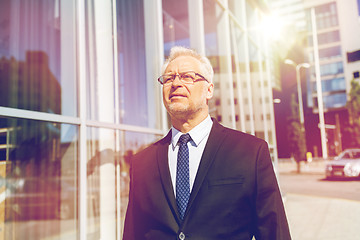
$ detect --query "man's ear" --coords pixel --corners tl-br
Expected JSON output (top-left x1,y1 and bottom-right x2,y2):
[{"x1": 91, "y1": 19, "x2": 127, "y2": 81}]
[{"x1": 206, "y1": 82, "x2": 214, "y2": 100}]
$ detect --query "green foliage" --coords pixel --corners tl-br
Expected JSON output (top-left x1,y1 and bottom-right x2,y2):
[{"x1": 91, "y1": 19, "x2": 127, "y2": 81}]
[
  {"x1": 287, "y1": 94, "x2": 307, "y2": 162},
  {"x1": 345, "y1": 79, "x2": 360, "y2": 147}
]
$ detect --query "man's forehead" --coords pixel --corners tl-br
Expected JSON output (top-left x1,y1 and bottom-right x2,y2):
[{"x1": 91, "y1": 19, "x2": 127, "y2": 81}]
[{"x1": 165, "y1": 55, "x2": 202, "y2": 72}]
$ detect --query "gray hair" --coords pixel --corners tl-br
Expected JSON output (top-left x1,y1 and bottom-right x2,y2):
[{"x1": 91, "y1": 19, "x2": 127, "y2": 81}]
[{"x1": 161, "y1": 46, "x2": 214, "y2": 83}]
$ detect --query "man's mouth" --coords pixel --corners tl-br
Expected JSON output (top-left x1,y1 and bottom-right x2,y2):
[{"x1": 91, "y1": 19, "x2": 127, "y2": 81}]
[{"x1": 170, "y1": 93, "x2": 186, "y2": 99}]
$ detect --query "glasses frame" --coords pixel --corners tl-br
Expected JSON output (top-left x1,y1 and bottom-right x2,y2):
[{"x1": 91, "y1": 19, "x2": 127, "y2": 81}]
[{"x1": 157, "y1": 71, "x2": 209, "y2": 85}]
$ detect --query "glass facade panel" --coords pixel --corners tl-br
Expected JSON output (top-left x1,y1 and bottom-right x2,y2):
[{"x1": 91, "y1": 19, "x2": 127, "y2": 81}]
[
  {"x1": 119, "y1": 131, "x2": 160, "y2": 235},
  {"x1": 0, "y1": 0, "x2": 77, "y2": 117},
  {"x1": 85, "y1": 0, "x2": 161, "y2": 129},
  {"x1": 85, "y1": 0, "x2": 115, "y2": 123},
  {"x1": 204, "y1": 0, "x2": 219, "y2": 73},
  {"x1": 0, "y1": 117, "x2": 78, "y2": 239},
  {"x1": 162, "y1": 0, "x2": 190, "y2": 55},
  {"x1": 117, "y1": 0, "x2": 158, "y2": 128},
  {"x1": 86, "y1": 127, "x2": 116, "y2": 239},
  {"x1": 246, "y1": 1, "x2": 257, "y2": 43},
  {"x1": 204, "y1": 0, "x2": 239, "y2": 128},
  {"x1": 229, "y1": 0, "x2": 245, "y2": 26},
  {"x1": 86, "y1": 127, "x2": 161, "y2": 239}
]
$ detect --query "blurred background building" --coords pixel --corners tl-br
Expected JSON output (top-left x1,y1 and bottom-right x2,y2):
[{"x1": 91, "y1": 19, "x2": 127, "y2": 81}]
[
  {"x1": 271, "y1": 0, "x2": 360, "y2": 158},
  {"x1": 0, "y1": 0, "x2": 359, "y2": 240}
]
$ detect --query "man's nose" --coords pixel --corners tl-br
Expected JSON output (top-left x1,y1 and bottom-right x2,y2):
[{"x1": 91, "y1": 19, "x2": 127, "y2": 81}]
[{"x1": 171, "y1": 74, "x2": 183, "y2": 86}]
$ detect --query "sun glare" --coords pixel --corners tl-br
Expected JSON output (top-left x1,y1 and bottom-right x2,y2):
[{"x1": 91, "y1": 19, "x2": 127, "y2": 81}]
[{"x1": 260, "y1": 14, "x2": 284, "y2": 41}]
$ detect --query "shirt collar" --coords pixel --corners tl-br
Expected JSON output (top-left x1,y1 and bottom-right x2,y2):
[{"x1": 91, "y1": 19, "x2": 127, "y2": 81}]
[{"x1": 171, "y1": 115, "x2": 213, "y2": 148}]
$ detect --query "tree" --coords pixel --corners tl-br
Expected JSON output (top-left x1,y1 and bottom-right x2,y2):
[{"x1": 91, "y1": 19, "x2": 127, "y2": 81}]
[
  {"x1": 344, "y1": 79, "x2": 360, "y2": 148},
  {"x1": 287, "y1": 94, "x2": 307, "y2": 173}
]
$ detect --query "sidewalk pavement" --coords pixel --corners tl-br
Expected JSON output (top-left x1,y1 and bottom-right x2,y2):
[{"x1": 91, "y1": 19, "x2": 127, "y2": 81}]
[{"x1": 278, "y1": 159, "x2": 360, "y2": 240}]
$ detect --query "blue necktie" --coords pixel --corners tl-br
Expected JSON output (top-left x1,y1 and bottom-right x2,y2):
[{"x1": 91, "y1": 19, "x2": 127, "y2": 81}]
[{"x1": 176, "y1": 133, "x2": 191, "y2": 221}]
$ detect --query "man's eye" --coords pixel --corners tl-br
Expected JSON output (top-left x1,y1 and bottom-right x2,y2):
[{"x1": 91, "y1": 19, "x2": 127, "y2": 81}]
[
  {"x1": 163, "y1": 76, "x2": 174, "y2": 82},
  {"x1": 181, "y1": 74, "x2": 193, "y2": 80}
]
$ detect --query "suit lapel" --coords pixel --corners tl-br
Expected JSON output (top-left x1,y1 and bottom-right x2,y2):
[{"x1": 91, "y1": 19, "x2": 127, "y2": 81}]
[
  {"x1": 156, "y1": 121, "x2": 228, "y2": 224},
  {"x1": 184, "y1": 120, "x2": 227, "y2": 218},
  {"x1": 156, "y1": 131, "x2": 180, "y2": 222}
]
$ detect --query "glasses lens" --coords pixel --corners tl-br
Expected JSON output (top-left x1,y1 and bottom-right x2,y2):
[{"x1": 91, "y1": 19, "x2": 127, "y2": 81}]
[
  {"x1": 162, "y1": 75, "x2": 174, "y2": 84},
  {"x1": 180, "y1": 72, "x2": 195, "y2": 83}
]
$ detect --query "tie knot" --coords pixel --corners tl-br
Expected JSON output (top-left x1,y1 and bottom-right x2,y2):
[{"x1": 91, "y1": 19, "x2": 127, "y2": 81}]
[{"x1": 178, "y1": 133, "x2": 191, "y2": 145}]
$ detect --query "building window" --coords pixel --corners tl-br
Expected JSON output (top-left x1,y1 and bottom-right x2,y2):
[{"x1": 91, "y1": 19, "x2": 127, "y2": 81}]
[
  {"x1": 323, "y1": 92, "x2": 347, "y2": 109},
  {"x1": 311, "y1": 77, "x2": 346, "y2": 93},
  {"x1": 354, "y1": 71, "x2": 360, "y2": 79},
  {"x1": 319, "y1": 30, "x2": 340, "y2": 44},
  {"x1": 319, "y1": 46, "x2": 342, "y2": 60},
  {"x1": 310, "y1": 62, "x2": 344, "y2": 77},
  {"x1": 308, "y1": 30, "x2": 341, "y2": 47},
  {"x1": 315, "y1": 2, "x2": 339, "y2": 30}
]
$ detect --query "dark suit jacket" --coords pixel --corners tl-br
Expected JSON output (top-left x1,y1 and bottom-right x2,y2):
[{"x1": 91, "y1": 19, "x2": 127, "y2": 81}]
[{"x1": 123, "y1": 120, "x2": 291, "y2": 240}]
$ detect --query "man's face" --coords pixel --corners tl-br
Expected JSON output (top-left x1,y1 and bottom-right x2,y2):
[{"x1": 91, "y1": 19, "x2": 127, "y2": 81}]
[{"x1": 162, "y1": 55, "x2": 214, "y2": 120}]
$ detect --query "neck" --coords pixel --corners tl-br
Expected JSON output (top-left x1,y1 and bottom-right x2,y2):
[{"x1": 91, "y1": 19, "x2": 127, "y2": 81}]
[{"x1": 171, "y1": 111, "x2": 208, "y2": 133}]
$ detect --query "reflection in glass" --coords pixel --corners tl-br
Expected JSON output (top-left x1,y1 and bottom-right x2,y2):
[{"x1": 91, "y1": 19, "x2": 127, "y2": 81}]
[
  {"x1": 116, "y1": 0, "x2": 152, "y2": 127},
  {"x1": 86, "y1": 0, "x2": 161, "y2": 128},
  {"x1": 204, "y1": 0, "x2": 219, "y2": 72},
  {"x1": 87, "y1": 127, "x2": 116, "y2": 240},
  {"x1": 228, "y1": 0, "x2": 245, "y2": 26},
  {"x1": 162, "y1": 0, "x2": 190, "y2": 55},
  {"x1": 86, "y1": 127, "x2": 161, "y2": 238},
  {"x1": 0, "y1": 117, "x2": 78, "y2": 240},
  {"x1": 85, "y1": 0, "x2": 115, "y2": 123},
  {"x1": 0, "y1": 0, "x2": 77, "y2": 116},
  {"x1": 119, "y1": 131, "x2": 161, "y2": 235}
]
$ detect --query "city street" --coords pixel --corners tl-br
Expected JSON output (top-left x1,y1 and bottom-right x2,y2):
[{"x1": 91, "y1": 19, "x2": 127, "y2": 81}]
[
  {"x1": 278, "y1": 171, "x2": 360, "y2": 201},
  {"x1": 277, "y1": 161, "x2": 360, "y2": 240}
]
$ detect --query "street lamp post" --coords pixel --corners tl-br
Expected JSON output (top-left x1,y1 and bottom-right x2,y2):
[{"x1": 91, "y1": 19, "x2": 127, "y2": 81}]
[{"x1": 285, "y1": 59, "x2": 310, "y2": 130}]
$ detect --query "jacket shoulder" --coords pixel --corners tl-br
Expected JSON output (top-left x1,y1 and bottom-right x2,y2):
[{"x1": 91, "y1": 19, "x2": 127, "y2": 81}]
[{"x1": 214, "y1": 121, "x2": 267, "y2": 147}]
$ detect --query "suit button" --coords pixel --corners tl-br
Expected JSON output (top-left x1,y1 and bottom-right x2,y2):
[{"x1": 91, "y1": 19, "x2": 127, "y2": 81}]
[{"x1": 179, "y1": 232, "x2": 185, "y2": 240}]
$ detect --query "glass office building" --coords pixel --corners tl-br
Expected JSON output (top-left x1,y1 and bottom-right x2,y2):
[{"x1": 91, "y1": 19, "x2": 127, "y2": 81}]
[
  {"x1": 0, "y1": 0, "x2": 278, "y2": 239},
  {"x1": 304, "y1": 0, "x2": 360, "y2": 112},
  {"x1": 305, "y1": 1, "x2": 347, "y2": 111}
]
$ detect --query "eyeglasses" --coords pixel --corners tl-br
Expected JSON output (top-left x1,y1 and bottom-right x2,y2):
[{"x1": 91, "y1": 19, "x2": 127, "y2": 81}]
[{"x1": 158, "y1": 71, "x2": 209, "y2": 85}]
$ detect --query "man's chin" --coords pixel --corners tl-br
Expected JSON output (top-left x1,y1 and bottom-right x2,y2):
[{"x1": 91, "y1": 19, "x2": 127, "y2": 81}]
[{"x1": 166, "y1": 103, "x2": 190, "y2": 115}]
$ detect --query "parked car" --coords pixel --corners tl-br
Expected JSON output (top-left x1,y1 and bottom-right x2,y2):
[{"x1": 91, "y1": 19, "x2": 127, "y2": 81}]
[{"x1": 325, "y1": 149, "x2": 360, "y2": 179}]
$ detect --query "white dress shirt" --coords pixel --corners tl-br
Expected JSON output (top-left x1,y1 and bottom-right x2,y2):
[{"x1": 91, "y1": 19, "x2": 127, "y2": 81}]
[{"x1": 168, "y1": 115, "x2": 213, "y2": 196}]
